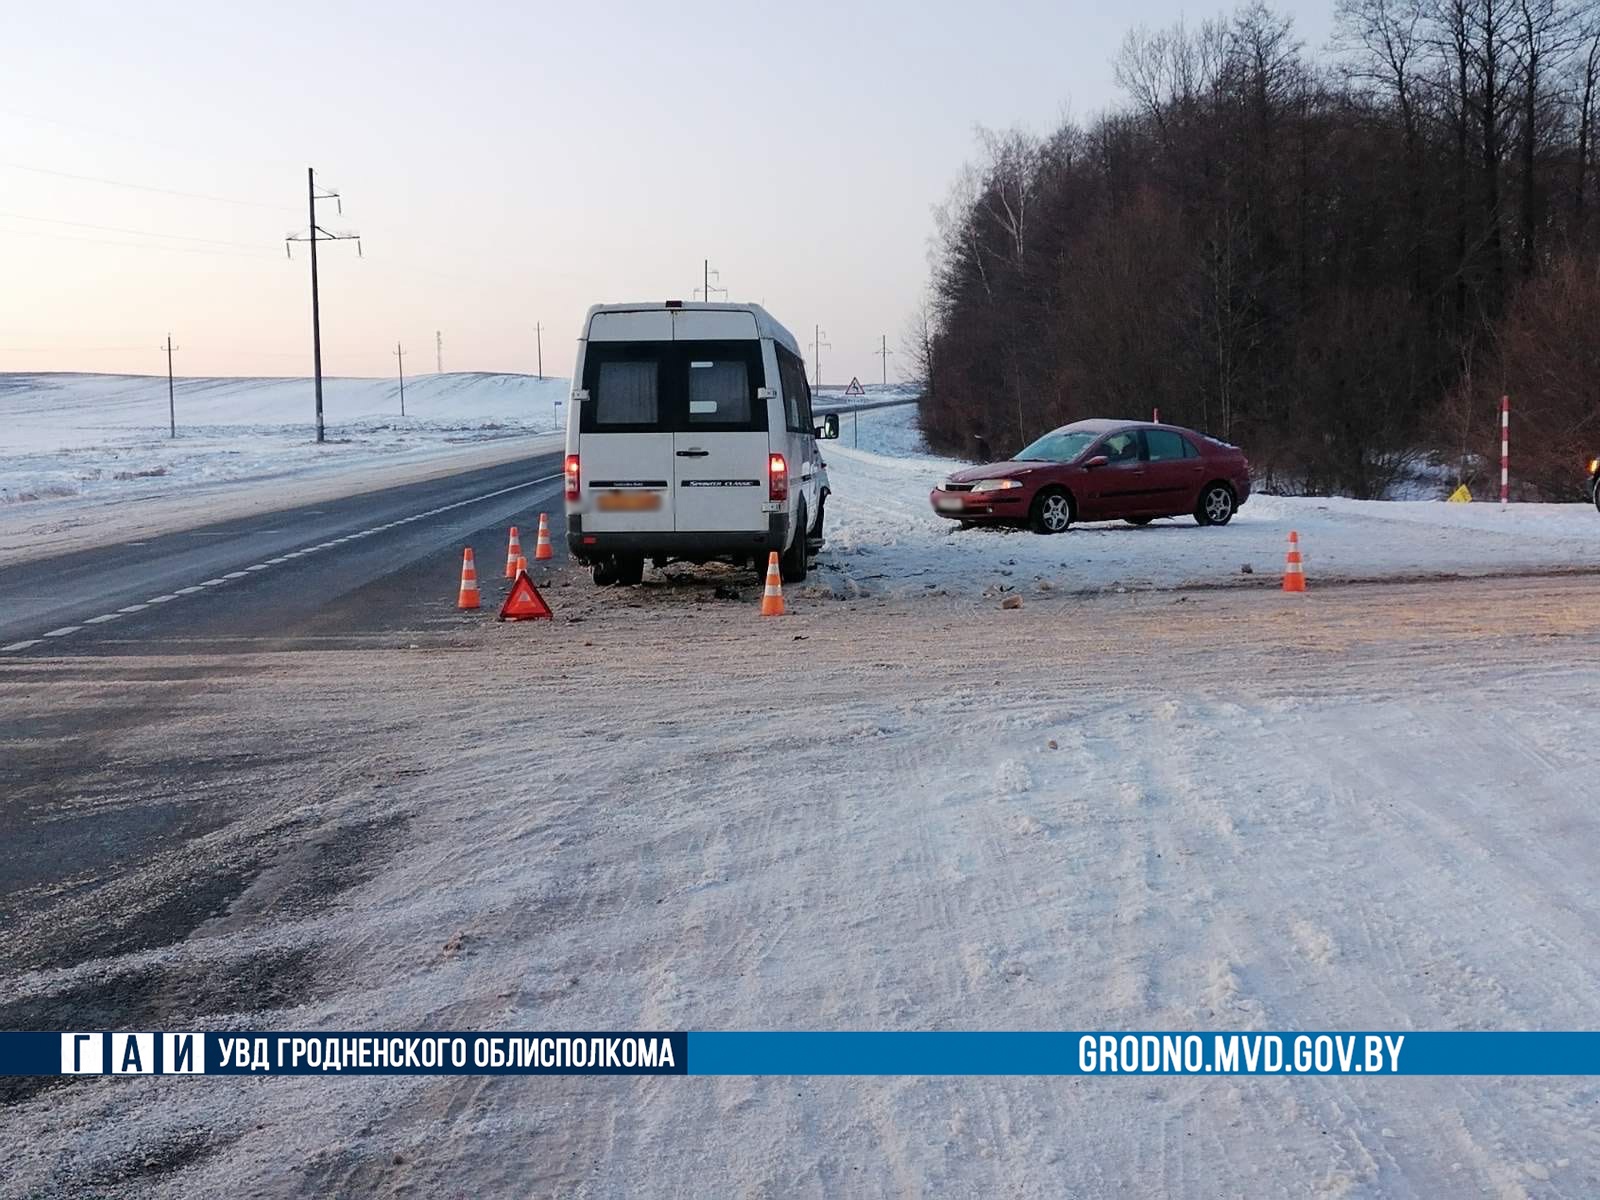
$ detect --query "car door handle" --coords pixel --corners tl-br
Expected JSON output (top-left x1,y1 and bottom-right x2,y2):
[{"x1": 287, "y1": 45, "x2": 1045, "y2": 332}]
[{"x1": 675, "y1": 449, "x2": 709, "y2": 458}]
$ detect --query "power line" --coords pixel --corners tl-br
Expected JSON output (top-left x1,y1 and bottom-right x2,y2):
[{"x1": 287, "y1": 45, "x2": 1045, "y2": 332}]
[
  {"x1": 0, "y1": 224, "x2": 279, "y2": 259},
  {"x1": 0, "y1": 161, "x2": 297, "y2": 211},
  {"x1": 0, "y1": 209, "x2": 276, "y2": 251},
  {"x1": 810, "y1": 326, "x2": 832, "y2": 388},
  {"x1": 394, "y1": 342, "x2": 406, "y2": 417},
  {"x1": 286, "y1": 167, "x2": 363, "y2": 444},
  {"x1": 875, "y1": 334, "x2": 893, "y2": 386},
  {"x1": 162, "y1": 335, "x2": 180, "y2": 438}
]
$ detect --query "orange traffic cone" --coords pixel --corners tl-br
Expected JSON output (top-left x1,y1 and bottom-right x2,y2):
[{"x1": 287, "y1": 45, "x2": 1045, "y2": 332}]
[
  {"x1": 504, "y1": 527, "x2": 523, "y2": 578},
  {"x1": 1283, "y1": 530, "x2": 1306, "y2": 592},
  {"x1": 458, "y1": 548, "x2": 481, "y2": 610},
  {"x1": 534, "y1": 513, "x2": 554, "y2": 561},
  {"x1": 760, "y1": 551, "x2": 785, "y2": 616},
  {"x1": 515, "y1": 553, "x2": 527, "y2": 576}
]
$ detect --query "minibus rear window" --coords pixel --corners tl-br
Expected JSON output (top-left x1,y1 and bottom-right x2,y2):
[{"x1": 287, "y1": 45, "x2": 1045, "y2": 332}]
[
  {"x1": 580, "y1": 341, "x2": 766, "y2": 433},
  {"x1": 687, "y1": 360, "x2": 751, "y2": 424},
  {"x1": 594, "y1": 360, "x2": 658, "y2": 425}
]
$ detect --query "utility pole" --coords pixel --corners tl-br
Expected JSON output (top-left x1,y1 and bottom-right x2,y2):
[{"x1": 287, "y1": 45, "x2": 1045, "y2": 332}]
[
  {"x1": 875, "y1": 334, "x2": 893, "y2": 386},
  {"x1": 535, "y1": 322, "x2": 543, "y2": 379},
  {"x1": 161, "y1": 334, "x2": 179, "y2": 438},
  {"x1": 436, "y1": 330, "x2": 442, "y2": 374},
  {"x1": 286, "y1": 167, "x2": 361, "y2": 444},
  {"x1": 394, "y1": 342, "x2": 406, "y2": 416},
  {"x1": 810, "y1": 325, "x2": 832, "y2": 389},
  {"x1": 694, "y1": 259, "x2": 727, "y2": 302}
]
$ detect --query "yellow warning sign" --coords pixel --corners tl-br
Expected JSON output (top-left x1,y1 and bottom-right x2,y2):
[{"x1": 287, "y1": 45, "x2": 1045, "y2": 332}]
[{"x1": 1447, "y1": 484, "x2": 1472, "y2": 503}]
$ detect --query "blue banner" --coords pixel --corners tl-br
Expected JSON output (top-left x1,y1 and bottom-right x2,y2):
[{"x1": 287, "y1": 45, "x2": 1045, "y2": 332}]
[{"x1": 5, "y1": 1030, "x2": 1600, "y2": 1077}]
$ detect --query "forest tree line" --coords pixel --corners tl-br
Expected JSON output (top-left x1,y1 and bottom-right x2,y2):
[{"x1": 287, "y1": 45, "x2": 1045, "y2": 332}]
[{"x1": 910, "y1": 0, "x2": 1600, "y2": 497}]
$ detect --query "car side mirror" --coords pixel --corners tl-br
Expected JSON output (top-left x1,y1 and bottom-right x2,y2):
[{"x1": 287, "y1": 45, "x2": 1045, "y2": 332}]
[
  {"x1": 815, "y1": 413, "x2": 840, "y2": 440},
  {"x1": 1083, "y1": 454, "x2": 1109, "y2": 469}
]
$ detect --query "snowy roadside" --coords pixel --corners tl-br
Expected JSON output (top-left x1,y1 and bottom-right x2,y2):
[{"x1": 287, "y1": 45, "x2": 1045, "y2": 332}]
[
  {"x1": 819, "y1": 406, "x2": 1600, "y2": 597},
  {"x1": 0, "y1": 371, "x2": 568, "y2": 565},
  {"x1": 4, "y1": 576, "x2": 1597, "y2": 1197}
]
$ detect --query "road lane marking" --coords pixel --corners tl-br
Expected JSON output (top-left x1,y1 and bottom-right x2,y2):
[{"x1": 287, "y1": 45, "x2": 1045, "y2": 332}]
[{"x1": 3, "y1": 469, "x2": 563, "y2": 653}]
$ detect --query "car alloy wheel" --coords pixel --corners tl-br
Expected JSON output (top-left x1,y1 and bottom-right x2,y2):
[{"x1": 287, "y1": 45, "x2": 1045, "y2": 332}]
[
  {"x1": 1200, "y1": 485, "x2": 1234, "y2": 526},
  {"x1": 1032, "y1": 490, "x2": 1072, "y2": 534}
]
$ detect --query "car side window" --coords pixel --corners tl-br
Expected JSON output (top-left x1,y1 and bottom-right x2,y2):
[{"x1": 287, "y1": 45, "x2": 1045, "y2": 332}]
[
  {"x1": 1145, "y1": 429, "x2": 1188, "y2": 462},
  {"x1": 1101, "y1": 431, "x2": 1141, "y2": 465}
]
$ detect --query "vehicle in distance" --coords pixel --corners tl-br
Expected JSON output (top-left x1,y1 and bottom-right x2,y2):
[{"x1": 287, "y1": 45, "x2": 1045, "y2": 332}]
[
  {"x1": 929, "y1": 419, "x2": 1251, "y2": 534},
  {"x1": 564, "y1": 301, "x2": 839, "y2": 585}
]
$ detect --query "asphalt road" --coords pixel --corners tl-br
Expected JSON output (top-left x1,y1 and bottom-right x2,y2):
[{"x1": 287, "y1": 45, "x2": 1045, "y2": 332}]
[{"x1": 0, "y1": 449, "x2": 568, "y2": 656}]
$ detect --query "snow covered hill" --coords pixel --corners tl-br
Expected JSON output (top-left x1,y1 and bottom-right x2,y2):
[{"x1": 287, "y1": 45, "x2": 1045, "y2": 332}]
[{"x1": 0, "y1": 371, "x2": 568, "y2": 508}]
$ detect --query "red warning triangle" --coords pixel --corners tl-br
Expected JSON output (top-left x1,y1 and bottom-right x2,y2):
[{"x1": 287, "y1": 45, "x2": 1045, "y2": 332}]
[{"x1": 498, "y1": 570, "x2": 553, "y2": 621}]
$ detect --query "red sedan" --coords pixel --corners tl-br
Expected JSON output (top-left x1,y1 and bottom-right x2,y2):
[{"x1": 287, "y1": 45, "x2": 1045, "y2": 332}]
[{"x1": 929, "y1": 419, "x2": 1251, "y2": 533}]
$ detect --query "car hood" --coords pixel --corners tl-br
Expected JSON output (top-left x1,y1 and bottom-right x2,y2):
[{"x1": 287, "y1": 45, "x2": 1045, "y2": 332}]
[{"x1": 942, "y1": 461, "x2": 1050, "y2": 484}]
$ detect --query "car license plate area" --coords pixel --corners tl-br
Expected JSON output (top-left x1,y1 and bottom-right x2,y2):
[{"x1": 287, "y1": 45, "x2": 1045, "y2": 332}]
[
  {"x1": 597, "y1": 490, "x2": 663, "y2": 512},
  {"x1": 935, "y1": 495, "x2": 965, "y2": 512}
]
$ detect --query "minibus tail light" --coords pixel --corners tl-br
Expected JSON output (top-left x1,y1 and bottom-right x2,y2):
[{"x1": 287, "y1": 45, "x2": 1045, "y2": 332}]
[
  {"x1": 768, "y1": 453, "x2": 788, "y2": 501},
  {"x1": 565, "y1": 454, "x2": 580, "y2": 501}
]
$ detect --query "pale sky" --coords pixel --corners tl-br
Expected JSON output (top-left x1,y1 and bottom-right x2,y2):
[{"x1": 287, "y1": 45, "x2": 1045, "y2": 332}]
[{"x1": 2, "y1": 0, "x2": 1329, "y2": 386}]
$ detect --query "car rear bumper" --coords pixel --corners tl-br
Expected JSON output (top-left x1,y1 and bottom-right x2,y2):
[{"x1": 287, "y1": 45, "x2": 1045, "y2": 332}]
[
  {"x1": 567, "y1": 513, "x2": 788, "y2": 561},
  {"x1": 928, "y1": 488, "x2": 1026, "y2": 522}
]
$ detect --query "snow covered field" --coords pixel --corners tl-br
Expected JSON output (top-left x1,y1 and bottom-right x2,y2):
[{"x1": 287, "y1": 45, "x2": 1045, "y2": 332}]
[
  {"x1": 821, "y1": 404, "x2": 1600, "y2": 597},
  {"x1": 0, "y1": 371, "x2": 567, "y2": 509},
  {"x1": 4, "y1": 577, "x2": 1597, "y2": 1196}
]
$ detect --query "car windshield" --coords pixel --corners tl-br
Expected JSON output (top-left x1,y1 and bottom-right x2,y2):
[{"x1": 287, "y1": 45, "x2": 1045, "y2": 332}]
[{"x1": 1014, "y1": 430, "x2": 1098, "y2": 463}]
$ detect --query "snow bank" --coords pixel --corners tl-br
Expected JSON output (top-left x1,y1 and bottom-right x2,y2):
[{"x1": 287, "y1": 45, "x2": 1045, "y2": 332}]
[{"x1": 819, "y1": 403, "x2": 1600, "y2": 596}]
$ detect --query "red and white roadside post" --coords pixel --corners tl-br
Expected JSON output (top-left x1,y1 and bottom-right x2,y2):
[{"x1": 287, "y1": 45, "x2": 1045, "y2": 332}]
[{"x1": 1500, "y1": 394, "x2": 1509, "y2": 511}]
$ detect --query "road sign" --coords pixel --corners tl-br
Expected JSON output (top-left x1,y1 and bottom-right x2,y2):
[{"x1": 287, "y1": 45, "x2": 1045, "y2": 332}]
[{"x1": 844, "y1": 377, "x2": 865, "y2": 396}]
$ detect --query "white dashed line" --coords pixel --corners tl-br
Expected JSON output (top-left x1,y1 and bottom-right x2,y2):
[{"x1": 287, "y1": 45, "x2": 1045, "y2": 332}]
[
  {"x1": 175, "y1": 586, "x2": 204, "y2": 595},
  {"x1": 2, "y1": 640, "x2": 42, "y2": 652},
  {"x1": 223, "y1": 571, "x2": 248, "y2": 579},
  {"x1": 148, "y1": 594, "x2": 178, "y2": 603},
  {"x1": 83, "y1": 614, "x2": 123, "y2": 624},
  {"x1": 245, "y1": 564, "x2": 269, "y2": 572},
  {"x1": 118, "y1": 604, "x2": 149, "y2": 613},
  {"x1": 43, "y1": 626, "x2": 81, "y2": 637}
]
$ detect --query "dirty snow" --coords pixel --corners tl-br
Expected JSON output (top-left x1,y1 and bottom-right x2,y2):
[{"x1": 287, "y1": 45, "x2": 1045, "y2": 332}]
[{"x1": 3, "y1": 576, "x2": 1598, "y2": 1197}]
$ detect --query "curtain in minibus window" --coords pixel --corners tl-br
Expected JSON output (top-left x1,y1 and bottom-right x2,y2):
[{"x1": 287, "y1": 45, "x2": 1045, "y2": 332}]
[
  {"x1": 686, "y1": 360, "x2": 750, "y2": 424},
  {"x1": 595, "y1": 361, "x2": 658, "y2": 425}
]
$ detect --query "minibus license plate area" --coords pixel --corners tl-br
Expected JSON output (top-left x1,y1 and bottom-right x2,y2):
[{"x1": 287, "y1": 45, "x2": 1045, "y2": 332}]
[{"x1": 598, "y1": 490, "x2": 663, "y2": 512}]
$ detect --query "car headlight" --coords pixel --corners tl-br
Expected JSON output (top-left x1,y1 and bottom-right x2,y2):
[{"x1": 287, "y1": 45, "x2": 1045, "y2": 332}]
[{"x1": 971, "y1": 478, "x2": 1024, "y2": 493}]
